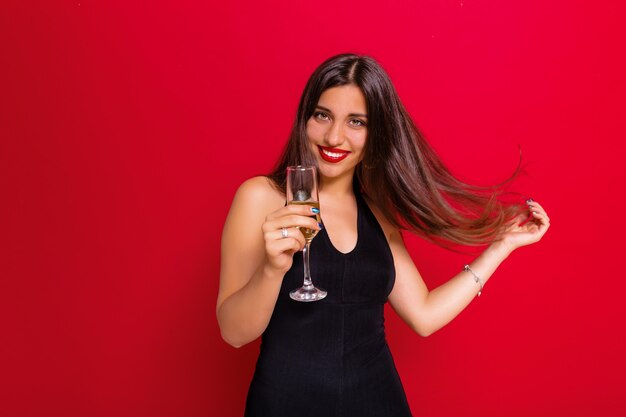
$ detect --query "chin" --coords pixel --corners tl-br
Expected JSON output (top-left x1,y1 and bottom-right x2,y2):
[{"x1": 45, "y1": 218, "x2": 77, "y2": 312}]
[{"x1": 317, "y1": 163, "x2": 356, "y2": 180}]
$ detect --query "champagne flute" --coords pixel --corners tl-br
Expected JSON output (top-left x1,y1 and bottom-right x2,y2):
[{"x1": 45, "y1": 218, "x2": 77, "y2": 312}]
[{"x1": 286, "y1": 166, "x2": 327, "y2": 302}]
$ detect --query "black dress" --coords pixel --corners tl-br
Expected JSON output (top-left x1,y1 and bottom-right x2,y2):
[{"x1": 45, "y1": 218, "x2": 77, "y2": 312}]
[{"x1": 245, "y1": 185, "x2": 412, "y2": 417}]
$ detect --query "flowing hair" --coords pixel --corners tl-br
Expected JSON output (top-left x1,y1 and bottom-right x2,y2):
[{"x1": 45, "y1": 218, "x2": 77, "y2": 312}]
[{"x1": 268, "y1": 53, "x2": 525, "y2": 247}]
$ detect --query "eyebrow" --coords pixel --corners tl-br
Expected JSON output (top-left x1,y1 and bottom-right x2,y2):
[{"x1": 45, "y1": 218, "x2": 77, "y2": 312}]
[{"x1": 316, "y1": 105, "x2": 368, "y2": 118}]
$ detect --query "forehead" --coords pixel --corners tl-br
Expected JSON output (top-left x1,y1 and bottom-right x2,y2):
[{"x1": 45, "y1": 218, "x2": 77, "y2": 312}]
[{"x1": 317, "y1": 85, "x2": 367, "y2": 113}]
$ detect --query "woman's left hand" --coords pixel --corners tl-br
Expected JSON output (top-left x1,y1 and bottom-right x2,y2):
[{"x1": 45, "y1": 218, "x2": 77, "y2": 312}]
[{"x1": 496, "y1": 200, "x2": 551, "y2": 252}]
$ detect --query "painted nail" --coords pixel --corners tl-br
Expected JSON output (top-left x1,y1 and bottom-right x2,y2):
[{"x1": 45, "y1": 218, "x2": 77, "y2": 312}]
[
  {"x1": 311, "y1": 207, "x2": 320, "y2": 214},
  {"x1": 526, "y1": 198, "x2": 534, "y2": 204},
  {"x1": 318, "y1": 222, "x2": 324, "y2": 229}
]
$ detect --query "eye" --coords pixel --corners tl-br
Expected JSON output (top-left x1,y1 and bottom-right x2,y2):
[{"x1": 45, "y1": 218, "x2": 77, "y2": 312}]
[
  {"x1": 349, "y1": 118, "x2": 367, "y2": 128},
  {"x1": 313, "y1": 111, "x2": 330, "y2": 121}
]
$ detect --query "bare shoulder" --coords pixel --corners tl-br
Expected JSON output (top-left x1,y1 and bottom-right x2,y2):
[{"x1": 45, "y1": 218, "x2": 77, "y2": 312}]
[
  {"x1": 231, "y1": 176, "x2": 285, "y2": 212},
  {"x1": 225, "y1": 176, "x2": 285, "y2": 232}
]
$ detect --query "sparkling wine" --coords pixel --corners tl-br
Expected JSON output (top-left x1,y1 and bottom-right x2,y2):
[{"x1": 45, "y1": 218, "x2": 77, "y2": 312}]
[{"x1": 288, "y1": 201, "x2": 321, "y2": 242}]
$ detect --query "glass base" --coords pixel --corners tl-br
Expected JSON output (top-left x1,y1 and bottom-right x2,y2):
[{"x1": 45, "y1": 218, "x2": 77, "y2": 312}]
[{"x1": 289, "y1": 286, "x2": 327, "y2": 302}]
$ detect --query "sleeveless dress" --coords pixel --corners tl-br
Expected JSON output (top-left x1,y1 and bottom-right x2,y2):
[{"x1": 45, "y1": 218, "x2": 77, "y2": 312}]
[{"x1": 245, "y1": 185, "x2": 412, "y2": 417}]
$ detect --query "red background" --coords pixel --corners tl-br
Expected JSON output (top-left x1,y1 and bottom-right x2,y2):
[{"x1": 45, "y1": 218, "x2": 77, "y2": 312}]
[{"x1": 2, "y1": 1, "x2": 625, "y2": 416}]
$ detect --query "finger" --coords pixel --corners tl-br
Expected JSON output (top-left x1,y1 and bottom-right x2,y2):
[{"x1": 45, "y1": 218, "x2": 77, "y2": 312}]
[
  {"x1": 533, "y1": 213, "x2": 550, "y2": 237},
  {"x1": 274, "y1": 227, "x2": 306, "y2": 247},
  {"x1": 264, "y1": 214, "x2": 321, "y2": 233},
  {"x1": 267, "y1": 236, "x2": 304, "y2": 256},
  {"x1": 264, "y1": 226, "x2": 304, "y2": 244},
  {"x1": 531, "y1": 207, "x2": 550, "y2": 222},
  {"x1": 530, "y1": 211, "x2": 551, "y2": 228},
  {"x1": 512, "y1": 212, "x2": 529, "y2": 225},
  {"x1": 527, "y1": 202, "x2": 550, "y2": 221},
  {"x1": 510, "y1": 212, "x2": 527, "y2": 222},
  {"x1": 527, "y1": 201, "x2": 547, "y2": 214},
  {"x1": 266, "y1": 204, "x2": 320, "y2": 220}
]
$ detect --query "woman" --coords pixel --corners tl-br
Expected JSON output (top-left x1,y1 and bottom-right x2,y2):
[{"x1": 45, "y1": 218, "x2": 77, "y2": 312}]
[{"x1": 217, "y1": 54, "x2": 550, "y2": 416}]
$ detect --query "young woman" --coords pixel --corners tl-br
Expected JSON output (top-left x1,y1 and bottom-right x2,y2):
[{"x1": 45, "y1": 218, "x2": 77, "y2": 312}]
[{"x1": 217, "y1": 54, "x2": 550, "y2": 416}]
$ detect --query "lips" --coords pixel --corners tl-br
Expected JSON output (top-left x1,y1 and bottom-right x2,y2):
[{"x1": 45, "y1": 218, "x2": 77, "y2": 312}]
[{"x1": 318, "y1": 146, "x2": 351, "y2": 163}]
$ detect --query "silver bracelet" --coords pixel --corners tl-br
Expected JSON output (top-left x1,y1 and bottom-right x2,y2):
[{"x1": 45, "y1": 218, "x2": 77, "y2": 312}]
[{"x1": 463, "y1": 265, "x2": 483, "y2": 297}]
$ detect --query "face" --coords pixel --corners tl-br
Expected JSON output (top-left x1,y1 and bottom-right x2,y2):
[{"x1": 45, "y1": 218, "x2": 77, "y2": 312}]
[{"x1": 306, "y1": 84, "x2": 368, "y2": 183}]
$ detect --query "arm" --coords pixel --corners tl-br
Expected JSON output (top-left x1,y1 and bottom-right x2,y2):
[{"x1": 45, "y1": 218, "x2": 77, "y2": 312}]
[
  {"x1": 216, "y1": 177, "x2": 320, "y2": 347},
  {"x1": 387, "y1": 201, "x2": 550, "y2": 337}
]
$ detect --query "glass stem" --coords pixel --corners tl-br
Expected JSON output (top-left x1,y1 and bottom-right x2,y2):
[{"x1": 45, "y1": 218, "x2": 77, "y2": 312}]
[{"x1": 302, "y1": 241, "x2": 313, "y2": 290}]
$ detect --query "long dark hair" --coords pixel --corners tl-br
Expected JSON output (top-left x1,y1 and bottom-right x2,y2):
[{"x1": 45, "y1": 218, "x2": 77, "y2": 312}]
[{"x1": 269, "y1": 53, "x2": 524, "y2": 247}]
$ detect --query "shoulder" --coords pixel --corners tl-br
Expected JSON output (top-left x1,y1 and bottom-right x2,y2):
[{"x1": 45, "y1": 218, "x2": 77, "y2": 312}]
[
  {"x1": 227, "y1": 176, "x2": 285, "y2": 221},
  {"x1": 234, "y1": 176, "x2": 282, "y2": 201}
]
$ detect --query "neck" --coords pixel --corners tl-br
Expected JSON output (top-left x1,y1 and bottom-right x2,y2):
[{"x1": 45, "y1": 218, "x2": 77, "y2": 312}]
[{"x1": 319, "y1": 171, "x2": 356, "y2": 198}]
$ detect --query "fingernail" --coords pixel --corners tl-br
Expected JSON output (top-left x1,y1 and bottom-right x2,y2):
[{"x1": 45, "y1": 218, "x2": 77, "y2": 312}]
[
  {"x1": 318, "y1": 222, "x2": 324, "y2": 229},
  {"x1": 311, "y1": 207, "x2": 320, "y2": 214},
  {"x1": 526, "y1": 198, "x2": 534, "y2": 204}
]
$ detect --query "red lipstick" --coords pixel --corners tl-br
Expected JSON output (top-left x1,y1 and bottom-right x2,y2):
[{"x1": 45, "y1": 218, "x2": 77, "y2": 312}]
[{"x1": 318, "y1": 146, "x2": 351, "y2": 163}]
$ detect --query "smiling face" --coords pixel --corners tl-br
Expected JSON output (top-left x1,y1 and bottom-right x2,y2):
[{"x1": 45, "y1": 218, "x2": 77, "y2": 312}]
[{"x1": 306, "y1": 84, "x2": 368, "y2": 184}]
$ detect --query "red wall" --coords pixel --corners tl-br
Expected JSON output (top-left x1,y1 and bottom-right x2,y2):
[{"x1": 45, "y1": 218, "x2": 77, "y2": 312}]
[{"x1": 2, "y1": 1, "x2": 625, "y2": 416}]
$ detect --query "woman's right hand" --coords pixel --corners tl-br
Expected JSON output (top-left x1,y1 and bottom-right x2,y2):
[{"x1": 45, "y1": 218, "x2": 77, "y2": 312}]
[
  {"x1": 261, "y1": 204, "x2": 321, "y2": 273},
  {"x1": 218, "y1": 177, "x2": 323, "y2": 347}
]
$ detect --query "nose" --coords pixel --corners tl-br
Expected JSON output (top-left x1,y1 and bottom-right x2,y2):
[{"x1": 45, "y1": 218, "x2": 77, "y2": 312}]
[{"x1": 324, "y1": 121, "x2": 344, "y2": 147}]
